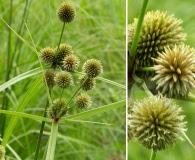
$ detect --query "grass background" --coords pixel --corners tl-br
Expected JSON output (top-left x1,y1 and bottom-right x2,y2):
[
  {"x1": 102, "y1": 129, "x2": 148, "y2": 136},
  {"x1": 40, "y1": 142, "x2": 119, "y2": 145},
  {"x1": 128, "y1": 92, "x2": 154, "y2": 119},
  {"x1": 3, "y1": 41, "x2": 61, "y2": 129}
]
[
  {"x1": 128, "y1": 0, "x2": 195, "y2": 160},
  {"x1": 0, "y1": 0, "x2": 126, "y2": 159}
]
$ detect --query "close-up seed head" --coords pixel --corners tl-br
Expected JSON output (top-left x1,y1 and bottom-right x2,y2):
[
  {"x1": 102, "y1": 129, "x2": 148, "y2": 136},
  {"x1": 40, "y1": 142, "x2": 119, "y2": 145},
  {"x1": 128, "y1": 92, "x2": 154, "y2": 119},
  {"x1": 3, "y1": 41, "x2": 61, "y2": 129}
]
[
  {"x1": 78, "y1": 75, "x2": 96, "y2": 91},
  {"x1": 47, "y1": 98, "x2": 67, "y2": 121},
  {"x1": 74, "y1": 93, "x2": 92, "y2": 109},
  {"x1": 54, "y1": 71, "x2": 73, "y2": 89},
  {"x1": 82, "y1": 59, "x2": 103, "y2": 78},
  {"x1": 63, "y1": 54, "x2": 80, "y2": 72},
  {"x1": 43, "y1": 69, "x2": 56, "y2": 89},
  {"x1": 129, "y1": 95, "x2": 187, "y2": 151},
  {"x1": 57, "y1": 2, "x2": 76, "y2": 23},
  {"x1": 152, "y1": 45, "x2": 195, "y2": 98},
  {"x1": 40, "y1": 47, "x2": 55, "y2": 63},
  {"x1": 128, "y1": 10, "x2": 186, "y2": 76},
  {"x1": 56, "y1": 43, "x2": 73, "y2": 63}
]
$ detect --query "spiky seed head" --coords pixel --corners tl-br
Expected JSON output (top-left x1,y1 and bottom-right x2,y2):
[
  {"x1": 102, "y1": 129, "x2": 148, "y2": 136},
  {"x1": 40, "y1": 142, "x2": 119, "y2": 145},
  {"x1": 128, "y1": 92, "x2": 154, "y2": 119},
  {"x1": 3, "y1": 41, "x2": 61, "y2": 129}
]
[
  {"x1": 56, "y1": 43, "x2": 73, "y2": 63},
  {"x1": 78, "y1": 75, "x2": 96, "y2": 91},
  {"x1": 43, "y1": 69, "x2": 56, "y2": 88},
  {"x1": 40, "y1": 47, "x2": 55, "y2": 63},
  {"x1": 128, "y1": 10, "x2": 186, "y2": 76},
  {"x1": 63, "y1": 54, "x2": 80, "y2": 72},
  {"x1": 82, "y1": 59, "x2": 103, "y2": 78},
  {"x1": 152, "y1": 45, "x2": 195, "y2": 98},
  {"x1": 54, "y1": 71, "x2": 73, "y2": 89},
  {"x1": 74, "y1": 93, "x2": 92, "y2": 109},
  {"x1": 47, "y1": 98, "x2": 67, "y2": 121},
  {"x1": 57, "y1": 2, "x2": 76, "y2": 23},
  {"x1": 129, "y1": 95, "x2": 187, "y2": 151}
]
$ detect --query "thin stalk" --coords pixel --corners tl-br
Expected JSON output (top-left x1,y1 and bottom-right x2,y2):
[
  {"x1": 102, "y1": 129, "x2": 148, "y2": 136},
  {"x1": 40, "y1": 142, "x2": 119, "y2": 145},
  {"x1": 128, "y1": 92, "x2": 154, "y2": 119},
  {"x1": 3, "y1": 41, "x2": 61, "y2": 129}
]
[
  {"x1": 45, "y1": 122, "x2": 58, "y2": 160},
  {"x1": 150, "y1": 150, "x2": 156, "y2": 160},
  {"x1": 34, "y1": 94, "x2": 50, "y2": 160},
  {"x1": 137, "y1": 67, "x2": 155, "y2": 72},
  {"x1": 128, "y1": 0, "x2": 149, "y2": 83},
  {"x1": 59, "y1": 77, "x2": 88, "y2": 117},
  {"x1": 0, "y1": 0, "x2": 13, "y2": 138},
  {"x1": 55, "y1": 22, "x2": 65, "y2": 57}
]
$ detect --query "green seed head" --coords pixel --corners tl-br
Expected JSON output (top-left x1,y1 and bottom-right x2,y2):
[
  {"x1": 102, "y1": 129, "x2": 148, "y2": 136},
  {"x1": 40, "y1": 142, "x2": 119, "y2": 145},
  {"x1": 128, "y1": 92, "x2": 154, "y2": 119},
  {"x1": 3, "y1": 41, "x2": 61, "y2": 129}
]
[
  {"x1": 74, "y1": 93, "x2": 92, "y2": 109},
  {"x1": 40, "y1": 47, "x2": 54, "y2": 63},
  {"x1": 56, "y1": 43, "x2": 73, "y2": 63},
  {"x1": 82, "y1": 59, "x2": 103, "y2": 78},
  {"x1": 54, "y1": 71, "x2": 73, "y2": 89},
  {"x1": 63, "y1": 54, "x2": 80, "y2": 72},
  {"x1": 57, "y1": 2, "x2": 76, "y2": 23},
  {"x1": 43, "y1": 69, "x2": 56, "y2": 88},
  {"x1": 47, "y1": 98, "x2": 67, "y2": 121},
  {"x1": 78, "y1": 75, "x2": 96, "y2": 91},
  {"x1": 129, "y1": 96, "x2": 187, "y2": 151},
  {"x1": 128, "y1": 10, "x2": 186, "y2": 76},
  {"x1": 152, "y1": 45, "x2": 195, "y2": 98}
]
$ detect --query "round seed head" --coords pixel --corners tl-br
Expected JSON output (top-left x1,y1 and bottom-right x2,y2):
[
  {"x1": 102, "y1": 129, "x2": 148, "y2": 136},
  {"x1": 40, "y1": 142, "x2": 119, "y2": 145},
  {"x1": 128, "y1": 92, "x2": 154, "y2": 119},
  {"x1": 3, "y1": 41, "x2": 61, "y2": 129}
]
[
  {"x1": 129, "y1": 96, "x2": 187, "y2": 151},
  {"x1": 40, "y1": 47, "x2": 54, "y2": 63},
  {"x1": 63, "y1": 54, "x2": 80, "y2": 72},
  {"x1": 74, "y1": 93, "x2": 92, "y2": 109},
  {"x1": 0, "y1": 145, "x2": 5, "y2": 160},
  {"x1": 152, "y1": 45, "x2": 195, "y2": 98},
  {"x1": 43, "y1": 69, "x2": 56, "y2": 88},
  {"x1": 47, "y1": 98, "x2": 67, "y2": 121},
  {"x1": 56, "y1": 43, "x2": 73, "y2": 63},
  {"x1": 57, "y1": 2, "x2": 76, "y2": 23},
  {"x1": 82, "y1": 59, "x2": 103, "y2": 78},
  {"x1": 78, "y1": 75, "x2": 96, "y2": 91},
  {"x1": 128, "y1": 10, "x2": 186, "y2": 76},
  {"x1": 54, "y1": 71, "x2": 73, "y2": 89}
]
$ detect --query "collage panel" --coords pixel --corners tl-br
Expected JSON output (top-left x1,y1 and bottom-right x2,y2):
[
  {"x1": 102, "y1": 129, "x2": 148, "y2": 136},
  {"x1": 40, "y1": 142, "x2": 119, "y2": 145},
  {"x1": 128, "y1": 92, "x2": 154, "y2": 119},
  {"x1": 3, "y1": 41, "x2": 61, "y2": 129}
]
[
  {"x1": 128, "y1": 0, "x2": 195, "y2": 160},
  {"x1": 0, "y1": 0, "x2": 126, "y2": 159}
]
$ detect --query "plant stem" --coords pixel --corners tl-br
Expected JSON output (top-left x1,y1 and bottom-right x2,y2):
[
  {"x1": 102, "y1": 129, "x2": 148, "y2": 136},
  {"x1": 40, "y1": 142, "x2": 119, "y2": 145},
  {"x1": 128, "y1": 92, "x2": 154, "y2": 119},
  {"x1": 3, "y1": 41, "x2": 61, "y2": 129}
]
[
  {"x1": 59, "y1": 77, "x2": 88, "y2": 117},
  {"x1": 55, "y1": 22, "x2": 65, "y2": 57},
  {"x1": 137, "y1": 67, "x2": 155, "y2": 71},
  {"x1": 45, "y1": 122, "x2": 58, "y2": 160},
  {"x1": 150, "y1": 150, "x2": 156, "y2": 160},
  {"x1": 0, "y1": 0, "x2": 13, "y2": 138},
  {"x1": 34, "y1": 97, "x2": 50, "y2": 160},
  {"x1": 128, "y1": 0, "x2": 149, "y2": 84}
]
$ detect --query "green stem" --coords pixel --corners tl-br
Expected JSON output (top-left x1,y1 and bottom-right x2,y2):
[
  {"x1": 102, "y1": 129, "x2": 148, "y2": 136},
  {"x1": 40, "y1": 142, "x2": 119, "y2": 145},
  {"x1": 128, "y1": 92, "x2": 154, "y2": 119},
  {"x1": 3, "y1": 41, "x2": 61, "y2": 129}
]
[
  {"x1": 55, "y1": 22, "x2": 65, "y2": 58},
  {"x1": 59, "y1": 77, "x2": 88, "y2": 117},
  {"x1": 0, "y1": 0, "x2": 13, "y2": 138},
  {"x1": 34, "y1": 95, "x2": 50, "y2": 160},
  {"x1": 45, "y1": 122, "x2": 58, "y2": 160},
  {"x1": 150, "y1": 150, "x2": 156, "y2": 160},
  {"x1": 137, "y1": 67, "x2": 155, "y2": 71},
  {"x1": 128, "y1": 0, "x2": 149, "y2": 84}
]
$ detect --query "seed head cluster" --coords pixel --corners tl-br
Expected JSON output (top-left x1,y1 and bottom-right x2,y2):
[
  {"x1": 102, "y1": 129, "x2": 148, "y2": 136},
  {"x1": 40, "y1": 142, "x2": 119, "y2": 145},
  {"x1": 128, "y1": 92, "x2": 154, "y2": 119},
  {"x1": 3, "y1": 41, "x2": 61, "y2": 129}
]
[
  {"x1": 57, "y1": 2, "x2": 76, "y2": 23},
  {"x1": 40, "y1": 47, "x2": 54, "y2": 63},
  {"x1": 129, "y1": 96, "x2": 186, "y2": 151},
  {"x1": 152, "y1": 45, "x2": 195, "y2": 97},
  {"x1": 54, "y1": 71, "x2": 73, "y2": 89},
  {"x1": 63, "y1": 54, "x2": 80, "y2": 72},
  {"x1": 128, "y1": 10, "x2": 186, "y2": 74},
  {"x1": 43, "y1": 69, "x2": 56, "y2": 88},
  {"x1": 79, "y1": 75, "x2": 96, "y2": 91},
  {"x1": 75, "y1": 93, "x2": 92, "y2": 109}
]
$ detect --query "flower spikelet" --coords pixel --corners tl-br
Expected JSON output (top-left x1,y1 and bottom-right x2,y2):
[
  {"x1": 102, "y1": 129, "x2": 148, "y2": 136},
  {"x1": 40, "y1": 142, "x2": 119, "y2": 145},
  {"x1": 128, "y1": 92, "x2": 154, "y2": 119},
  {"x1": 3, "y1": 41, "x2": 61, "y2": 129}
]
[
  {"x1": 75, "y1": 93, "x2": 92, "y2": 109},
  {"x1": 63, "y1": 54, "x2": 80, "y2": 72},
  {"x1": 57, "y1": 2, "x2": 76, "y2": 23},
  {"x1": 47, "y1": 98, "x2": 67, "y2": 121},
  {"x1": 82, "y1": 59, "x2": 103, "y2": 78},
  {"x1": 43, "y1": 69, "x2": 56, "y2": 88},
  {"x1": 129, "y1": 96, "x2": 187, "y2": 151},
  {"x1": 54, "y1": 71, "x2": 73, "y2": 89},
  {"x1": 78, "y1": 75, "x2": 96, "y2": 91},
  {"x1": 56, "y1": 43, "x2": 73, "y2": 63},
  {"x1": 152, "y1": 45, "x2": 195, "y2": 97},
  {"x1": 40, "y1": 47, "x2": 54, "y2": 63},
  {"x1": 128, "y1": 10, "x2": 186, "y2": 73}
]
